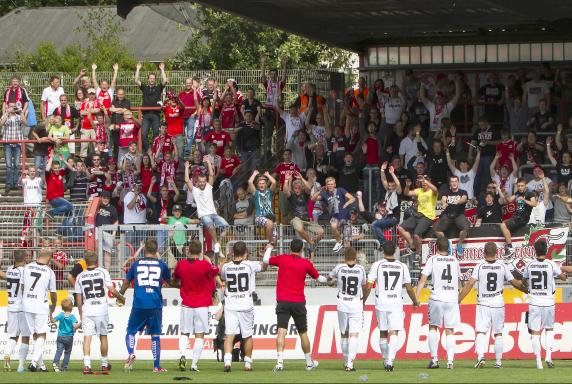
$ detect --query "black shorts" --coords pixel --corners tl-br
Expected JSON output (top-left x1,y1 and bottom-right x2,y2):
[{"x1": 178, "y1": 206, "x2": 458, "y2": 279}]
[
  {"x1": 276, "y1": 301, "x2": 308, "y2": 333},
  {"x1": 400, "y1": 215, "x2": 433, "y2": 236},
  {"x1": 434, "y1": 214, "x2": 470, "y2": 233},
  {"x1": 505, "y1": 215, "x2": 527, "y2": 232}
]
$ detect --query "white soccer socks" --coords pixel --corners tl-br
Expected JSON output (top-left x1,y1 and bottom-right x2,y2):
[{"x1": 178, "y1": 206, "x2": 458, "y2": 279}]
[
  {"x1": 341, "y1": 338, "x2": 349, "y2": 364},
  {"x1": 545, "y1": 330, "x2": 554, "y2": 362},
  {"x1": 428, "y1": 330, "x2": 439, "y2": 362},
  {"x1": 179, "y1": 334, "x2": 189, "y2": 357},
  {"x1": 475, "y1": 332, "x2": 486, "y2": 360},
  {"x1": 379, "y1": 337, "x2": 388, "y2": 363},
  {"x1": 348, "y1": 336, "x2": 358, "y2": 368},
  {"x1": 494, "y1": 335, "x2": 503, "y2": 364},
  {"x1": 31, "y1": 337, "x2": 45, "y2": 365},
  {"x1": 18, "y1": 343, "x2": 29, "y2": 370},
  {"x1": 387, "y1": 335, "x2": 398, "y2": 365},
  {"x1": 446, "y1": 334, "x2": 456, "y2": 364},
  {"x1": 191, "y1": 338, "x2": 204, "y2": 369}
]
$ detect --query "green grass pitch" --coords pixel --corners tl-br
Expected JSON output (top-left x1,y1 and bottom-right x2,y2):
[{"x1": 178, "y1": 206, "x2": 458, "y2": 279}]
[{"x1": 4, "y1": 360, "x2": 572, "y2": 383}]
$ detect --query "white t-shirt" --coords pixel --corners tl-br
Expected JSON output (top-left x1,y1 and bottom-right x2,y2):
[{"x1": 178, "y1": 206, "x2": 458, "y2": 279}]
[
  {"x1": 41, "y1": 86, "x2": 65, "y2": 116},
  {"x1": 330, "y1": 263, "x2": 366, "y2": 314},
  {"x1": 523, "y1": 259, "x2": 562, "y2": 306},
  {"x1": 471, "y1": 260, "x2": 513, "y2": 308},
  {"x1": 368, "y1": 259, "x2": 411, "y2": 312},
  {"x1": 525, "y1": 81, "x2": 550, "y2": 109},
  {"x1": 191, "y1": 183, "x2": 217, "y2": 218},
  {"x1": 221, "y1": 260, "x2": 262, "y2": 311},
  {"x1": 280, "y1": 111, "x2": 304, "y2": 144},
  {"x1": 123, "y1": 191, "x2": 147, "y2": 224},
  {"x1": 454, "y1": 169, "x2": 476, "y2": 199},
  {"x1": 527, "y1": 177, "x2": 552, "y2": 210},
  {"x1": 425, "y1": 100, "x2": 455, "y2": 132},
  {"x1": 21, "y1": 261, "x2": 56, "y2": 315},
  {"x1": 6, "y1": 265, "x2": 24, "y2": 312},
  {"x1": 383, "y1": 95, "x2": 405, "y2": 124},
  {"x1": 492, "y1": 174, "x2": 515, "y2": 197},
  {"x1": 399, "y1": 136, "x2": 419, "y2": 166},
  {"x1": 421, "y1": 254, "x2": 461, "y2": 303},
  {"x1": 22, "y1": 177, "x2": 43, "y2": 207},
  {"x1": 528, "y1": 200, "x2": 547, "y2": 225},
  {"x1": 74, "y1": 267, "x2": 113, "y2": 316}
]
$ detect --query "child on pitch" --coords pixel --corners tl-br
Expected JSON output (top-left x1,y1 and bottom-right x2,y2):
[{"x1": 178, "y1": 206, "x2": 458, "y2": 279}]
[{"x1": 51, "y1": 298, "x2": 80, "y2": 372}]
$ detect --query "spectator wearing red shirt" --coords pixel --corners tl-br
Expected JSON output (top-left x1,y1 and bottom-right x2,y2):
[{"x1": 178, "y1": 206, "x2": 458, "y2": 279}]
[
  {"x1": 361, "y1": 122, "x2": 383, "y2": 209},
  {"x1": 218, "y1": 93, "x2": 239, "y2": 130},
  {"x1": 179, "y1": 77, "x2": 202, "y2": 156},
  {"x1": 151, "y1": 122, "x2": 175, "y2": 162},
  {"x1": 155, "y1": 151, "x2": 179, "y2": 192},
  {"x1": 51, "y1": 236, "x2": 69, "y2": 288},
  {"x1": 204, "y1": 119, "x2": 232, "y2": 157},
  {"x1": 496, "y1": 129, "x2": 519, "y2": 169},
  {"x1": 274, "y1": 149, "x2": 301, "y2": 224},
  {"x1": 116, "y1": 110, "x2": 140, "y2": 164},
  {"x1": 262, "y1": 240, "x2": 326, "y2": 371},
  {"x1": 220, "y1": 146, "x2": 241, "y2": 179},
  {"x1": 163, "y1": 92, "x2": 185, "y2": 163},
  {"x1": 79, "y1": 88, "x2": 101, "y2": 158},
  {"x1": 45, "y1": 154, "x2": 74, "y2": 217},
  {"x1": 170, "y1": 240, "x2": 220, "y2": 372}
]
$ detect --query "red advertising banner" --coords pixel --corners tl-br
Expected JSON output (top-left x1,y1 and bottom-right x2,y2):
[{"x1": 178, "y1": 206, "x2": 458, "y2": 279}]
[{"x1": 312, "y1": 303, "x2": 572, "y2": 360}]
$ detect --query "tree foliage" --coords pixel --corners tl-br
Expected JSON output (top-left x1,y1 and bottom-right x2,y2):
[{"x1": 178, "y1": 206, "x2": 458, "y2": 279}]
[{"x1": 170, "y1": 5, "x2": 355, "y2": 70}]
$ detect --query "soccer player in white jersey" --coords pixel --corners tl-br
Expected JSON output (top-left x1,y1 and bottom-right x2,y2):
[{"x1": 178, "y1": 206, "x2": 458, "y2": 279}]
[
  {"x1": 415, "y1": 236, "x2": 461, "y2": 370},
  {"x1": 75, "y1": 251, "x2": 125, "y2": 374},
  {"x1": 21, "y1": 165, "x2": 43, "y2": 207},
  {"x1": 1, "y1": 249, "x2": 30, "y2": 372},
  {"x1": 459, "y1": 242, "x2": 526, "y2": 368},
  {"x1": 20, "y1": 249, "x2": 57, "y2": 372},
  {"x1": 327, "y1": 247, "x2": 367, "y2": 372},
  {"x1": 364, "y1": 241, "x2": 419, "y2": 371},
  {"x1": 220, "y1": 241, "x2": 267, "y2": 372},
  {"x1": 523, "y1": 240, "x2": 567, "y2": 369}
]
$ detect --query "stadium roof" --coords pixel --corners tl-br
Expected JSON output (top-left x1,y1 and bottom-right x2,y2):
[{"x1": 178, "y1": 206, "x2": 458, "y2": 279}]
[
  {"x1": 0, "y1": 3, "x2": 197, "y2": 64},
  {"x1": 194, "y1": 0, "x2": 572, "y2": 52}
]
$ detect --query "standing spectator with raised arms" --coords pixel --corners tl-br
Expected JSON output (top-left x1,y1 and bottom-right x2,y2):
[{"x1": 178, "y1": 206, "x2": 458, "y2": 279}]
[
  {"x1": 178, "y1": 77, "x2": 201, "y2": 156},
  {"x1": 92, "y1": 63, "x2": 118, "y2": 113},
  {"x1": 433, "y1": 175, "x2": 470, "y2": 255},
  {"x1": 446, "y1": 146, "x2": 480, "y2": 200},
  {"x1": 135, "y1": 61, "x2": 168, "y2": 151},
  {"x1": 41, "y1": 75, "x2": 65, "y2": 120},
  {"x1": 500, "y1": 178, "x2": 537, "y2": 256},
  {"x1": 248, "y1": 170, "x2": 278, "y2": 244},
  {"x1": 420, "y1": 77, "x2": 460, "y2": 135}
]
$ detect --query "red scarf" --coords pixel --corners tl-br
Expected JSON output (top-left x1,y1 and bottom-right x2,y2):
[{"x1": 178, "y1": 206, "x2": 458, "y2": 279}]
[
  {"x1": 4, "y1": 86, "x2": 22, "y2": 105},
  {"x1": 160, "y1": 161, "x2": 176, "y2": 190}
]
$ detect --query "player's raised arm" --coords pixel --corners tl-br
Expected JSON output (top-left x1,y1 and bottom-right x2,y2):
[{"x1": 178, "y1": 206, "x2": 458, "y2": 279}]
[{"x1": 405, "y1": 283, "x2": 419, "y2": 308}]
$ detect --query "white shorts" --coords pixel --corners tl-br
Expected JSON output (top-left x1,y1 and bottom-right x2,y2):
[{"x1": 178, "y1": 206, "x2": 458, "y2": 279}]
[
  {"x1": 376, "y1": 310, "x2": 404, "y2": 332},
  {"x1": 102, "y1": 232, "x2": 114, "y2": 253},
  {"x1": 475, "y1": 305, "x2": 505, "y2": 334},
  {"x1": 180, "y1": 306, "x2": 210, "y2": 334},
  {"x1": 528, "y1": 305, "x2": 555, "y2": 332},
  {"x1": 82, "y1": 315, "x2": 109, "y2": 336},
  {"x1": 225, "y1": 309, "x2": 254, "y2": 338},
  {"x1": 428, "y1": 300, "x2": 460, "y2": 329},
  {"x1": 338, "y1": 311, "x2": 364, "y2": 334},
  {"x1": 24, "y1": 312, "x2": 50, "y2": 334},
  {"x1": 7, "y1": 311, "x2": 31, "y2": 337}
]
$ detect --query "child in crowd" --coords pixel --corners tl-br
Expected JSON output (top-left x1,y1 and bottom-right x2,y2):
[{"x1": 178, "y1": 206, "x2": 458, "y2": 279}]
[
  {"x1": 51, "y1": 298, "x2": 80, "y2": 372},
  {"x1": 48, "y1": 115, "x2": 70, "y2": 162}
]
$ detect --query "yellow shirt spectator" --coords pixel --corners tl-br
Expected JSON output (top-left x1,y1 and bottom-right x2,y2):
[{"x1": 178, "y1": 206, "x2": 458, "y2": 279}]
[{"x1": 414, "y1": 187, "x2": 438, "y2": 220}]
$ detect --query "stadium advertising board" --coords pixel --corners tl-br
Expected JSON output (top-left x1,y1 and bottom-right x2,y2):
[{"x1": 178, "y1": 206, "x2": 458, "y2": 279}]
[{"x1": 2, "y1": 303, "x2": 571, "y2": 360}]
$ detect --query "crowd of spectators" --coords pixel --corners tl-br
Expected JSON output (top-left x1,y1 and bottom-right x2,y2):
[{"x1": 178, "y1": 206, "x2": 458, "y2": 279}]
[{"x1": 2, "y1": 60, "x2": 572, "y2": 278}]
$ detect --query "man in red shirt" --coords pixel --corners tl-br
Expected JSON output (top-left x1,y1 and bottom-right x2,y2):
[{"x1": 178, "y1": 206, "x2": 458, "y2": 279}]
[
  {"x1": 274, "y1": 149, "x2": 300, "y2": 224},
  {"x1": 116, "y1": 110, "x2": 140, "y2": 163},
  {"x1": 178, "y1": 77, "x2": 202, "y2": 156},
  {"x1": 496, "y1": 128, "x2": 518, "y2": 169},
  {"x1": 218, "y1": 93, "x2": 238, "y2": 130},
  {"x1": 164, "y1": 92, "x2": 185, "y2": 163},
  {"x1": 45, "y1": 154, "x2": 74, "y2": 217},
  {"x1": 79, "y1": 88, "x2": 102, "y2": 158},
  {"x1": 263, "y1": 240, "x2": 327, "y2": 372},
  {"x1": 171, "y1": 240, "x2": 220, "y2": 372},
  {"x1": 220, "y1": 146, "x2": 241, "y2": 179},
  {"x1": 204, "y1": 119, "x2": 232, "y2": 157},
  {"x1": 151, "y1": 122, "x2": 175, "y2": 162}
]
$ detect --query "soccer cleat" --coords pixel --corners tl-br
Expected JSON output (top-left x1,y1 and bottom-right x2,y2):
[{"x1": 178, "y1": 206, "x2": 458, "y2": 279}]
[
  {"x1": 474, "y1": 359, "x2": 485, "y2": 369},
  {"x1": 427, "y1": 360, "x2": 439, "y2": 369},
  {"x1": 101, "y1": 363, "x2": 112, "y2": 374},
  {"x1": 546, "y1": 360, "x2": 555, "y2": 368},
  {"x1": 153, "y1": 367, "x2": 168, "y2": 372},
  {"x1": 17, "y1": 366, "x2": 25, "y2": 373},
  {"x1": 494, "y1": 362, "x2": 502, "y2": 369},
  {"x1": 305, "y1": 360, "x2": 319, "y2": 371},
  {"x1": 191, "y1": 365, "x2": 200, "y2": 372},
  {"x1": 447, "y1": 362, "x2": 454, "y2": 370},
  {"x1": 384, "y1": 364, "x2": 394, "y2": 372},
  {"x1": 124, "y1": 354, "x2": 136, "y2": 371},
  {"x1": 4, "y1": 355, "x2": 11, "y2": 372},
  {"x1": 178, "y1": 356, "x2": 186, "y2": 371},
  {"x1": 53, "y1": 363, "x2": 61, "y2": 373},
  {"x1": 536, "y1": 360, "x2": 543, "y2": 370},
  {"x1": 272, "y1": 362, "x2": 284, "y2": 372},
  {"x1": 244, "y1": 365, "x2": 253, "y2": 372},
  {"x1": 83, "y1": 366, "x2": 93, "y2": 375},
  {"x1": 38, "y1": 366, "x2": 48, "y2": 373},
  {"x1": 224, "y1": 365, "x2": 231, "y2": 373},
  {"x1": 345, "y1": 366, "x2": 356, "y2": 372},
  {"x1": 332, "y1": 241, "x2": 343, "y2": 252},
  {"x1": 28, "y1": 363, "x2": 37, "y2": 372}
]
